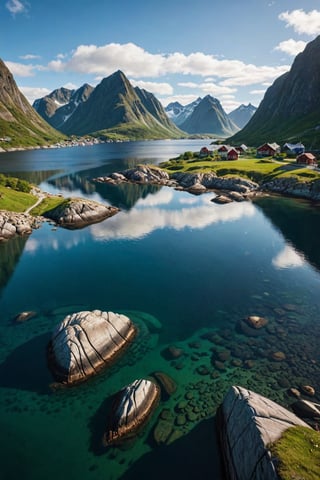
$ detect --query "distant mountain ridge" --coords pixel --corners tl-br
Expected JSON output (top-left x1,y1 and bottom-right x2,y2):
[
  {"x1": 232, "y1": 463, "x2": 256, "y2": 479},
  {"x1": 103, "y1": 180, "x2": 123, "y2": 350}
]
[
  {"x1": 33, "y1": 84, "x2": 94, "y2": 130},
  {"x1": 0, "y1": 59, "x2": 63, "y2": 148},
  {"x1": 178, "y1": 95, "x2": 239, "y2": 137},
  {"x1": 34, "y1": 71, "x2": 183, "y2": 140},
  {"x1": 229, "y1": 35, "x2": 320, "y2": 148},
  {"x1": 228, "y1": 103, "x2": 257, "y2": 129},
  {"x1": 166, "y1": 99, "x2": 256, "y2": 132},
  {"x1": 165, "y1": 98, "x2": 202, "y2": 126}
]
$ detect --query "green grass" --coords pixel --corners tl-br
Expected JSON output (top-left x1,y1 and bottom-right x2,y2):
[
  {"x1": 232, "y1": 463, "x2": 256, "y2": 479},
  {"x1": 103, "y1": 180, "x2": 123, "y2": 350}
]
[
  {"x1": 0, "y1": 184, "x2": 37, "y2": 212},
  {"x1": 160, "y1": 156, "x2": 320, "y2": 184},
  {"x1": 270, "y1": 426, "x2": 320, "y2": 480},
  {"x1": 30, "y1": 196, "x2": 67, "y2": 216}
]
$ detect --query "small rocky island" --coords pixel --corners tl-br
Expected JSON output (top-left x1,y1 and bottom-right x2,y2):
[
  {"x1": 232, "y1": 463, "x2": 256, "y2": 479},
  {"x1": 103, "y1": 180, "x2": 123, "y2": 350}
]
[
  {"x1": 94, "y1": 165, "x2": 259, "y2": 200},
  {"x1": 103, "y1": 379, "x2": 160, "y2": 446},
  {"x1": 43, "y1": 197, "x2": 119, "y2": 229},
  {"x1": 0, "y1": 197, "x2": 119, "y2": 241},
  {"x1": 47, "y1": 310, "x2": 136, "y2": 385}
]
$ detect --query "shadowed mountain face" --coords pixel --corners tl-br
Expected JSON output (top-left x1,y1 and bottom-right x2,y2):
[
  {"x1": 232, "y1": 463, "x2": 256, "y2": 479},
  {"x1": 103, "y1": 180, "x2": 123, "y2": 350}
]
[
  {"x1": 229, "y1": 35, "x2": 320, "y2": 148},
  {"x1": 33, "y1": 84, "x2": 94, "y2": 130},
  {"x1": 0, "y1": 59, "x2": 63, "y2": 148},
  {"x1": 228, "y1": 103, "x2": 257, "y2": 129},
  {"x1": 179, "y1": 95, "x2": 239, "y2": 137},
  {"x1": 34, "y1": 71, "x2": 183, "y2": 139}
]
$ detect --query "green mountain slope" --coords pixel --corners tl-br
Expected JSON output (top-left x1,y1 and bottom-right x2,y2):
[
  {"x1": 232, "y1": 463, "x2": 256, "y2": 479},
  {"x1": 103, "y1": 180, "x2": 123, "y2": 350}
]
[
  {"x1": 229, "y1": 35, "x2": 320, "y2": 148},
  {"x1": 0, "y1": 59, "x2": 64, "y2": 149},
  {"x1": 59, "y1": 70, "x2": 184, "y2": 139}
]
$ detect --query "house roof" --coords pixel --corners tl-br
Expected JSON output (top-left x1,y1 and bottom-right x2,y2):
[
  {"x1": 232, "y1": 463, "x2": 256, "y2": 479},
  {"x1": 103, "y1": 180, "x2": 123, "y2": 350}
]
[
  {"x1": 257, "y1": 142, "x2": 280, "y2": 150},
  {"x1": 297, "y1": 152, "x2": 316, "y2": 160},
  {"x1": 283, "y1": 142, "x2": 305, "y2": 149}
]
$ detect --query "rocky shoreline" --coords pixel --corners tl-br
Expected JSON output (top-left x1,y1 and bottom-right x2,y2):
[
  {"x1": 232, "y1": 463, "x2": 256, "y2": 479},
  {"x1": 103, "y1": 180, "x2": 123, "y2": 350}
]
[
  {"x1": 94, "y1": 164, "x2": 320, "y2": 203},
  {"x1": 0, "y1": 197, "x2": 119, "y2": 241}
]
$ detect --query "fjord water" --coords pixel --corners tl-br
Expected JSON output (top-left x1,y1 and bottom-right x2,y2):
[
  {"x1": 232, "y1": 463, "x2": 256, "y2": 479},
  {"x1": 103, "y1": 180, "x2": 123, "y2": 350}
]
[{"x1": 1, "y1": 140, "x2": 320, "y2": 480}]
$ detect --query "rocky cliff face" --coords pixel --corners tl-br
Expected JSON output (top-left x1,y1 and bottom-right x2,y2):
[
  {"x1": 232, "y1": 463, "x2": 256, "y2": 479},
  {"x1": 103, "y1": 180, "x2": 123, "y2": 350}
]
[
  {"x1": 218, "y1": 386, "x2": 310, "y2": 480},
  {"x1": 0, "y1": 59, "x2": 63, "y2": 147},
  {"x1": 229, "y1": 35, "x2": 320, "y2": 147}
]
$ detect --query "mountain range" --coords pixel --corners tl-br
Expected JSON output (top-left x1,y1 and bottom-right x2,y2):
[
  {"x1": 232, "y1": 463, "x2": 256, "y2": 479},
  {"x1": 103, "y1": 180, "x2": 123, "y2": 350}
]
[
  {"x1": 33, "y1": 70, "x2": 183, "y2": 140},
  {"x1": 34, "y1": 72, "x2": 253, "y2": 139},
  {"x1": 2, "y1": 33, "x2": 320, "y2": 148},
  {"x1": 165, "y1": 99, "x2": 256, "y2": 133},
  {"x1": 229, "y1": 34, "x2": 320, "y2": 148},
  {"x1": 0, "y1": 59, "x2": 63, "y2": 149}
]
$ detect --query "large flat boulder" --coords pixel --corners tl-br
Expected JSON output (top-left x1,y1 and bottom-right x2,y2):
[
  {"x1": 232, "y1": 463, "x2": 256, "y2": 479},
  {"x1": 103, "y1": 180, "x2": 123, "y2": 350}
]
[
  {"x1": 103, "y1": 379, "x2": 160, "y2": 446},
  {"x1": 48, "y1": 310, "x2": 136, "y2": 385},
  {"x1": 218, "y1": 386, "x2": 310, "y2": 480}
]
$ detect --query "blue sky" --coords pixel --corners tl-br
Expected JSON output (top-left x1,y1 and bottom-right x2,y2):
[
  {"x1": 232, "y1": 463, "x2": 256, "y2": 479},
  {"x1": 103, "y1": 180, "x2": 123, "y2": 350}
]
[{"x1": 1, "y1": 0, "x2": 320, "y2": 112}]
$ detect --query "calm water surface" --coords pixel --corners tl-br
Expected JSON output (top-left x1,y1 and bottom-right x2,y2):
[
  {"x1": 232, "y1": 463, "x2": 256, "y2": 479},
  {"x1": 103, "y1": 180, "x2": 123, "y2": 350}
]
[{"x1": 0, "y1": 140, "x2": 320, "y2": 480}]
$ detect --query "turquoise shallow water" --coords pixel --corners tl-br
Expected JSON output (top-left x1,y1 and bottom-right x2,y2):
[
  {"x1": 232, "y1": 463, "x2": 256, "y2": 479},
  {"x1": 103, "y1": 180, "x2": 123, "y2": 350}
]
[{"x1": 1, "y1": 141, "x2": 320, "y2": 479}]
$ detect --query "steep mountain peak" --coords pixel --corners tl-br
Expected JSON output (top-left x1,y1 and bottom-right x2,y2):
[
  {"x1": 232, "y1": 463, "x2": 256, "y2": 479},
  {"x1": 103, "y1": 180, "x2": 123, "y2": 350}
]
[
  {"x1": 180, "y1": 94, "x2": 239, "y2": 136},
  {"x1": 34, "y1": 70, "x2": 183, "y2": 139},
  {"x1": 0, "y1": 58, "x2": 63, "y2": 148},
  {"x1": 229, "y1": 34, "x2": 320, "y2": 147}
]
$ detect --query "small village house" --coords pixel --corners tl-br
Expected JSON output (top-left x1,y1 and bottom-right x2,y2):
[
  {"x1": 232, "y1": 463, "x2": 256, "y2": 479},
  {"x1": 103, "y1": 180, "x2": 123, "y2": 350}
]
[
  {"x1": 199, "y1": 146, "x2": 211, "y2": 157},
  {"x1": 226, "y1": 148, "x2": 239, "y2": 160},
  {"x1": 216, "y1": 145, "x2": 239, "y2": 160},
  {"x1": 296, "y1": 152, "x2": 317, "y2": 166},
  {"x1": 282, "y1": 142, "x2": 305, "y2": 156},
  {"x1": 256, "y1": 143, "x2": 280, "y2": 157},
  {"x1": 235, "y1": 144, "x2": 248, "y2": 155}
]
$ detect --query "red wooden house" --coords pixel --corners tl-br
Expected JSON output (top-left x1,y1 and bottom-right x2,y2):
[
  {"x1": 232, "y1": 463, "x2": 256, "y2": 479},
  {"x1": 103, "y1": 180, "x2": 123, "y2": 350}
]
[
  {"x1": 257, "y1": 143, "x2": 280, "y2": 157},
  {"x1": 226, "y1": 148, "x2": 239, "y2": 160},
  {"x1": 296, "y1": 152, "x2": 317, "y2": 166}
]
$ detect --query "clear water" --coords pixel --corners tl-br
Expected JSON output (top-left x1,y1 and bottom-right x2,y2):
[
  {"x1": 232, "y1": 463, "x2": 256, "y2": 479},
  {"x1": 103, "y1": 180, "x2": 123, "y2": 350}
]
[{"x1": 1, "y1": 140, "x2": 320, "y2": 480}]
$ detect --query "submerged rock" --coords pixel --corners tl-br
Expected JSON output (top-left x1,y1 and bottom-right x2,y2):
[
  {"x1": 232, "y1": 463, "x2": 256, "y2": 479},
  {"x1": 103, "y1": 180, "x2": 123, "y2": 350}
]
[
  {"x1": 217, "y1": 386, "x2": 310, "y2": 480},
  {"x1": 48, "y1": 310, "x2": 136, "y2": 385},
  {"x1": 44, "y1": 198, "x2": 119, "y2": 229},
  {"x1": 13, "y1": 310, "x2": 37, "y2": 323},
  {"x1": 103, "y1": 379, "x2": 160, "y2": 446},
  {"x1": 291, "y1": 399, "x2": 320, "y2": 419},
  {"x1": 152, "y1": 371, "x2": 177, "y2": 398}
]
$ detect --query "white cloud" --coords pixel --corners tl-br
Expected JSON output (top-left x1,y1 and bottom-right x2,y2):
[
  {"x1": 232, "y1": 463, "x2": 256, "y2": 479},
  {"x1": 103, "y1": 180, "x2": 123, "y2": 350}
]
[
  {"x1": 272, "y1": 245, "x2": 305, "y2": 269},
  {"x1": 90, "y1": 199, "x2": 256, "y2": 241},
  {"x1": 279, "y1": 9, "x2": 320, "y2": 35},
  {"x1": 274, "y1": 38, "x2": 307, "y2": 56},
  {"x1": 45, "y1": 42, "x2": 290, "y2": 88},
  {"x1": 19, "y1": 86, "x2": 51, "y2": 104},
  {"x1": 63, "y1": 82, "x2": 78, "y2": 90},
  {"x1": 250, "y1": 89, "x2": 266, "y2": 95},
  {"x1": 130, "y1": 79, "x2": 173, "y2": 95},
  {"x1": 19, "y1": 54, "x2": 41, "y2": 60},
  {"x1": 4, "y1": 60, "x2": 34, "y2": 77},
  {"x1": 159, "y1": 94, "x2": 200, "y2": 107},
  {"x1": 220, "y1": 64, "x2": 289, "y2": 87},
  {"x1": 5, "y1": 0, "x2": 27, "y2": 14}
]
